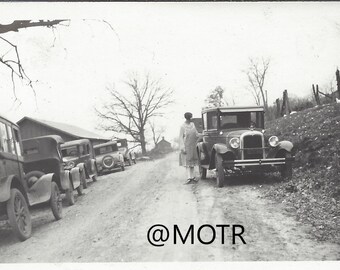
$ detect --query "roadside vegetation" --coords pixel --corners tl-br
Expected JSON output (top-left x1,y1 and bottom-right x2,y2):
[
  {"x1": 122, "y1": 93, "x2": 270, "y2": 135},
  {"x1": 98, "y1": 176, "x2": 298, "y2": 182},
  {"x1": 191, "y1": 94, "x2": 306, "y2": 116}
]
[{"x1": 263, "y1": 102, "x2": 340, "y2": 243}]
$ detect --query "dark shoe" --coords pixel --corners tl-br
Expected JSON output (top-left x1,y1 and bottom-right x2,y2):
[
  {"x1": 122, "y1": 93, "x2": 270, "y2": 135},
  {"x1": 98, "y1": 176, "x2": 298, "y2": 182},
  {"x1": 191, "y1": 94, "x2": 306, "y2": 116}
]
[{"x1": 184, "y1": 178, "x2": 193, "y2": 185}]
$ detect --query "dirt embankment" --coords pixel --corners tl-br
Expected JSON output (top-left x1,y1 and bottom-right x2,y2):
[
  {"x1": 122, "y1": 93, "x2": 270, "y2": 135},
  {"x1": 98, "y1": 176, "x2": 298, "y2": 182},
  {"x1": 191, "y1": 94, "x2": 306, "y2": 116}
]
[{"x1": 264, "y1": 103, "x2": 340, "y2": 243}]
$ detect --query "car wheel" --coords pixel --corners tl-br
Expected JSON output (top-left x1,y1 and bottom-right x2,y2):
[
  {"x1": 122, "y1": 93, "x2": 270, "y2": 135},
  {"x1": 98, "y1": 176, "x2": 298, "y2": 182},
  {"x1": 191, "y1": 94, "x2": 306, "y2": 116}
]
[
  {"x1": 82, "y1": 170, "x2": 88, "y2": 189},
  {"x1": 281, "y1": 152, "x2": 293, "y2": 180},
  {"x1": 76, "y1": 181, "x2": 83, "y2": 196},
  {"x1": 215, "y1": 154, "x2": 225, "y2": 188},
  {"x1": 199, "y1": 166, "x2": 207, "y2": 179},
  {"x1": 65, "y1": 180, "x2": 75, "y2": 206},
  {"x1": 6, "y1": 188, "x2": 32, "y2": 241},
  {"x1": 50, "y1": 182, "x2": 62, "y2": 220},
  {"x1": 92, "y1": 167, "x2": 98, "y2": 182}
]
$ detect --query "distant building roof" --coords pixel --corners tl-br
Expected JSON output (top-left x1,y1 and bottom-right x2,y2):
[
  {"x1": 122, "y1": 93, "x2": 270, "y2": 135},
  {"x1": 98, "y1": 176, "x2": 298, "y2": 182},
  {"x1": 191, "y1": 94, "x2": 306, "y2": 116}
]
[{"x1": 17, "y1": 117, "x2": 108, "y2": 141}]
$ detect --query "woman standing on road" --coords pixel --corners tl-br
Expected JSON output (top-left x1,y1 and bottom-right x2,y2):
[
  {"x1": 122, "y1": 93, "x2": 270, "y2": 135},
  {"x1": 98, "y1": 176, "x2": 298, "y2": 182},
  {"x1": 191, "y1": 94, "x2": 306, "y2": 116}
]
[{"x1": 179, "y1": 112, "x2": 199, "y2": 184}]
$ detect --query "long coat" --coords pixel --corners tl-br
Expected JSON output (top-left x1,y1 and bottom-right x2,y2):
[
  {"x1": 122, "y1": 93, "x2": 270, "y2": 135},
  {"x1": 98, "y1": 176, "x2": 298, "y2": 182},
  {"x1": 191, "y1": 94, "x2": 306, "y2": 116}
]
[{"x1": 179, "y1": 122, "x2": 198, "y2": 167}]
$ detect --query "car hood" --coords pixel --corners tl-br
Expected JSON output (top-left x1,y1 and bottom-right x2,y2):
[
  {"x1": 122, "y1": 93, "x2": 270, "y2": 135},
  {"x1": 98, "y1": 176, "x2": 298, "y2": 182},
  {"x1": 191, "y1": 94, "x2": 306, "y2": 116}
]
[
  {"x1": 222, "y1": 129, "x2": 264, "y2": 138},
  {"x1": 62, "y1": 156, "x2": 78, "y2": 162}
]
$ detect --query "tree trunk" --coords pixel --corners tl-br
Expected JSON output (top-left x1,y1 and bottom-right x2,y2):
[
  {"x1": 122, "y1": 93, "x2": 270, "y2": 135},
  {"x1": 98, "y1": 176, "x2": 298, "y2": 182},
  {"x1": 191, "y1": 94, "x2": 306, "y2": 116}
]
[{"x1": 140, "y1": 132, "x2": 147, "y2": 155}]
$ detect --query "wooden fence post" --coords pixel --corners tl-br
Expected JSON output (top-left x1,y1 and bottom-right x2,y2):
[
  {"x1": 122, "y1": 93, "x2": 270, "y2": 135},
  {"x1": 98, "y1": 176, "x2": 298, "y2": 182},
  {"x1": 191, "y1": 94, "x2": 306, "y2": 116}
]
[
  {"x1": 280, "y1": 90, "x2": 291, "y2": 116},
  {"x1": 275, "y1": 98, "x2": 281, "y2": 118},
  {"x1": 312, "y1": 84, "x2": 321, "y2": 105},
  {"x1": 336, "y1": 68, "x2": 340, "y2": 99}
]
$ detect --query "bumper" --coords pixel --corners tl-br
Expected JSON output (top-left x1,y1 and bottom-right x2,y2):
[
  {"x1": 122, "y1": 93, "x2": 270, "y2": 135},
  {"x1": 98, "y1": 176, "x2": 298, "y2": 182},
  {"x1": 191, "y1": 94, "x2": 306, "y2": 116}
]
[{"x1": 224, "y1": 157, "x2": 294, "y2": 167}]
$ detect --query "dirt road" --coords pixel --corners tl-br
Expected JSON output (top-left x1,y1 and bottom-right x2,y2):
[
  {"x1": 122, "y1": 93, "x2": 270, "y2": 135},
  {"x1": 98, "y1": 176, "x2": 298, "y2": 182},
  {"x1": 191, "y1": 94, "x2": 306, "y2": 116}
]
[{"x1": 0, "y1": 152, "x2": 339, "y2": 262}]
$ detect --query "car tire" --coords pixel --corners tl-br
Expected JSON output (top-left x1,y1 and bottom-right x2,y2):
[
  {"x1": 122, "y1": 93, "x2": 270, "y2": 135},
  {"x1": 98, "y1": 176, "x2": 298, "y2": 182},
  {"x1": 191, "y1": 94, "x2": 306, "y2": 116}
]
[
  {"x1": 199, "y1": 166, "x2": 207, "y2": 179},
  {"x1": 215, "y1": 154, "x2": 225, "y2": 188},
  {"x1": 50, "y1": 182, "x2": 62, "y2": 220},
  {"x1": 92, "y1": 166, "x2": 98, "y2": 182},
  {"x1": 6, "y1": 188, "x2": 32, "y2": 241},
  {"x1": 281, "y1": 152, "x2": 293, "y2": 180},
  {"x1": 82, "y1": 170, "x2": 88, "y2": 189},
  {"x1": 65, "y1": 180, "x2": 75, "y2": 206},
  {"x1": 76, "y1": 181, "x2": 83, "y2": 196}
]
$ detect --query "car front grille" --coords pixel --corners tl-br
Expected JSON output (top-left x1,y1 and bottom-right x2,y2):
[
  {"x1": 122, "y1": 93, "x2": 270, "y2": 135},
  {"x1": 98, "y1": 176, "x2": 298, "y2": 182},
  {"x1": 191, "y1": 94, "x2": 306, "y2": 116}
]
[{"x1": 242, "y1": 134, "x2": 263, "y2": 159}]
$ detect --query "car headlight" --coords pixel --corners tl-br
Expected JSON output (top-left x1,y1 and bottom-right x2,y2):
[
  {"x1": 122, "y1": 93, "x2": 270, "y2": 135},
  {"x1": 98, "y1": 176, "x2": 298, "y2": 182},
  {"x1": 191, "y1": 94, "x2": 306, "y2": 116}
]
[
  {"x1": 65, "y1": 161, "x2": 75, "y2": 169},
  {"x1": 229, "y1": 137, "x2": 240, "y2": 149},
  {"x1": 269, "y1": 136, "x2": 279, "y2": 147}
]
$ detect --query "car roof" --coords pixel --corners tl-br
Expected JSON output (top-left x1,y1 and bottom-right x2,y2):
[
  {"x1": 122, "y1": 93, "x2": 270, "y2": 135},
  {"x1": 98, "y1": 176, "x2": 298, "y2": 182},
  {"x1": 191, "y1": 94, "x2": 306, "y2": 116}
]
[
  {"x1": 93, "y1": 141, "x2": 117, "y2": 148},
  {"x1": 202, "y1": 106, "x2": 265, "y2": 113},
  {"x1": 0, "y1": 114, "x2": 19, "y2": 127},
  {"x1": 61, "y1": 139, "x2": 91, "y2": 148},
  {"x1": 22, "y1": 135, "x2": 65, "y2": 145}
]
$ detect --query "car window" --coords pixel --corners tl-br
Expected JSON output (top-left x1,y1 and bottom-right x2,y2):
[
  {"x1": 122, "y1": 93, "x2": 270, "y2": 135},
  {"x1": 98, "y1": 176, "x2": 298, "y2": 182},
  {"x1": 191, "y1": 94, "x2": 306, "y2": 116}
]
[
  {"x1": 79, "y1": 145, "x2": 87, "y2": 155},
  {"x1": 207, "y1": 112, "x2": 218, "y2": 130},
  {"x1": 202, "y1": 113, "x2": 207, "y2": 130},
  {"x1": 95, "y1": 144, "x2": 118, "y2": 155},
  {"x1": 62, "y1": 146, "x2": 79, "y2": 157},
  {"x1": 219, "y1": 112, "x2": 264, "y2": 129},
  {"x1": 13, "y1": 128, "x2": 22, "y2": 156},
  {"x1": 0, "y1": 122, "x2": 9, "y2": 152},
  {"x1": 6, "y1": 125, "x2": 15, "y2": 154}
]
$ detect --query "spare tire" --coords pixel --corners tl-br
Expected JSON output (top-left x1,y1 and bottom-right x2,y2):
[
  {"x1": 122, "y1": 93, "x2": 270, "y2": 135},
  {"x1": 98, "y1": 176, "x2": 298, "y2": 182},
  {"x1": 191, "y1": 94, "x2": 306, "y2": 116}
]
[{"x1": 25, "y1": 171, "x2": 45, "y2": 188}]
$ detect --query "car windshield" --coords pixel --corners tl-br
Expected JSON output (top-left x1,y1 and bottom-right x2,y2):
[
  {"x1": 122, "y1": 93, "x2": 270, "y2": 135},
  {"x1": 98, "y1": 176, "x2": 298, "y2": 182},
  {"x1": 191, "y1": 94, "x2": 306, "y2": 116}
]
[
  {"x1": 95, "y1": 144, "x2": 118, "y2": 155},
  {"x1": 220, "y1": 112, "x2": 264, "y2": 129},
  {"x1": 61, "y1": 146, "x2": 79, "y2": 157}
]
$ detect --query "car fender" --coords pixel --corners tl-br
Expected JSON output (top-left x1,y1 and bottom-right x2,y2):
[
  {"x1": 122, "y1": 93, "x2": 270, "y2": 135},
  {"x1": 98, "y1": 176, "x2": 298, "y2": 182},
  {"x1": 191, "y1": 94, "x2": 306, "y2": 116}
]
[
  {"x1": 267, "y1": 141, "x2": 294, "y2": 158},
  {"x1": 213, "y1": 143, "x2": 231, "y2": 155},
  {"x1": 60, "y1": 171, "x2": 71, "y2": 191},
  {"x1": 26, "y1": 173, "x2": 54, "y2": 206},
  {"x1": 90, "y1": 159, "x2": 96, "y2": 173},
  {"x1": 76, "y1": 163, "x2": 85, "y2": 172},
  {"x1": 196, "y1": 142, "x2": 209, "y2": 164},
  {"x1": 76, "y1": 162, "x2": 88, "y2": 179},
  {"x1": 70, "y1": 167, "x2": 81, "y2": 189},
  {"x1": 0, "y1": 175, "x2": 17, "y2": 203},
  {"x1": 208, "y1": 144, "x2": 235, "y2": 170}
]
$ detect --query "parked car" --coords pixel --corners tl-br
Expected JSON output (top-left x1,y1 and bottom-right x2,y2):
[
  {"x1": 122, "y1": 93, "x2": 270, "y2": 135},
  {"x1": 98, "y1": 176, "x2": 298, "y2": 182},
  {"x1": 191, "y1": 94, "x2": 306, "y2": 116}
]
[
  {"x1": 116, "y1": 139, "x2": 132, "y2": 166},
  {"x1": 22, "y1": 135, "x2": 84, "y2": 206},
  {"x1": 61, "y1": 139, "x2": 98, "y2": 189},
  {"x1": 94, "y1": 141, "x2": 125, "y2": 174},
  {"x1": 196, "y1": 106, "x2": 295, "y2": 187},
  {"x1": 0, "y1": 116, "x2": 62, "y2": 241}
]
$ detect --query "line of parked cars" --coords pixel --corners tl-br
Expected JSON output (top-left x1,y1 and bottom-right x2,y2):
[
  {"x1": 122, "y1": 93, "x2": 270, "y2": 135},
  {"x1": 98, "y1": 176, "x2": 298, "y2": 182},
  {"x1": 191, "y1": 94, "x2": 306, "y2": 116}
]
[{"x1": 0, "y1": 115, "x2": 136, "y2": 241}]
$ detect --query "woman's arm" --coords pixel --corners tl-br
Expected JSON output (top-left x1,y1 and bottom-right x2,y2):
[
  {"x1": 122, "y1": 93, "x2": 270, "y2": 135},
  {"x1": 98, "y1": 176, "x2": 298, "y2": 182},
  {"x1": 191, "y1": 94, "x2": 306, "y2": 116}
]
[{"x1": 179, "y1": 124, "x2": 185, "y2": 151}]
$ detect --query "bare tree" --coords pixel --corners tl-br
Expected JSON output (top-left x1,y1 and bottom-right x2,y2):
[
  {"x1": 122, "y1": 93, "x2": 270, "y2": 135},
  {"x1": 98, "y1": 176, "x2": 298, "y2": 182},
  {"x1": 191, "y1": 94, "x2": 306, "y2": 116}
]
[
  {"x1": 96, "y1": 73, "x2": 174, "y2": 155},
  {"x1": 246, "y1": 57, "x2": 270, "y2": 111},
  {"x1": 0, "y1": 20, "x2": 69, "y2": 100},
  {"x1": 149, "y1": 121, "x2": 166, "y2": 147}
]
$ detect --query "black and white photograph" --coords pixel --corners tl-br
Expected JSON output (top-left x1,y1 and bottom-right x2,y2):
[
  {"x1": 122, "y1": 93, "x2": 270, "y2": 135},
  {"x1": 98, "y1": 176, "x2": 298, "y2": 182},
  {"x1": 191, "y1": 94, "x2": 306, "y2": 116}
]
[{"x1": 0, "y1": 1, "x2": 340, "y2": 266}]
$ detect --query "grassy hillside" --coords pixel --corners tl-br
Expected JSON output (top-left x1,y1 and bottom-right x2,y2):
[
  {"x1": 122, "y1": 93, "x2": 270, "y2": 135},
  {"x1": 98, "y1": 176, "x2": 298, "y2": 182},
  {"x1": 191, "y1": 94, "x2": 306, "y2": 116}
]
[{"x1": 264, "y1": 102, "x2": 340, "y2": 243}]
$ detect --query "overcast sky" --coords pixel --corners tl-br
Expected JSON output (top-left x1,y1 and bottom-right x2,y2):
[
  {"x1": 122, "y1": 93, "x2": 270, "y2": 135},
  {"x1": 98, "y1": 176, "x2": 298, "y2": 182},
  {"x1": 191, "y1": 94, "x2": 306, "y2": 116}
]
[{"x1": 1, "y1": 2, "x2": 340, "y2": 146}]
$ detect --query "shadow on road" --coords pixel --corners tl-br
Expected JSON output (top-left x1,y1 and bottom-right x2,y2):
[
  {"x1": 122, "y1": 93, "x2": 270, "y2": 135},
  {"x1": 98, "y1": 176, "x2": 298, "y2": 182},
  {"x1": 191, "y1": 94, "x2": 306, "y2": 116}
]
[{"x1": 199, "y1": 173, "x2": 283, "y2": 188}]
